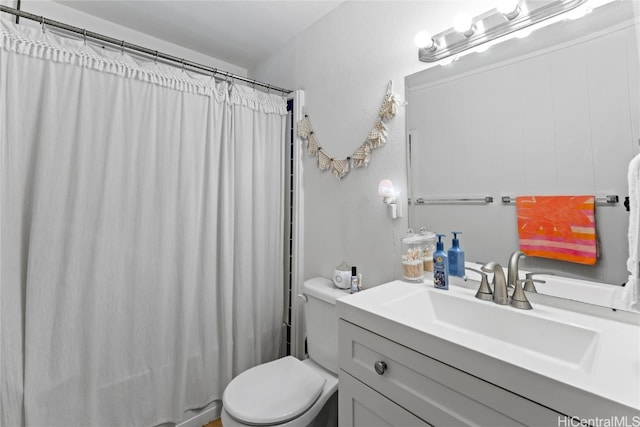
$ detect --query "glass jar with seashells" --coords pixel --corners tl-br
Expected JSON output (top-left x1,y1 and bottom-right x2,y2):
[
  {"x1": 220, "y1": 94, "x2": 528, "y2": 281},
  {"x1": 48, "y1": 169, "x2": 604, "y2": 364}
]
[{"x1": 401, "y1": 231, "x2": 424, "y2": 282}]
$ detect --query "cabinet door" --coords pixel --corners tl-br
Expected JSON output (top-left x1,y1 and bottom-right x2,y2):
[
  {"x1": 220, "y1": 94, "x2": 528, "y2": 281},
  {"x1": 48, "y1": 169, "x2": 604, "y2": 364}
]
[
  {"x1": 340, "y1": 320, "x2": 562, "y2": 426},
  {"x1": 339, "y1": 371, "x2": 430, "y2": 427}
]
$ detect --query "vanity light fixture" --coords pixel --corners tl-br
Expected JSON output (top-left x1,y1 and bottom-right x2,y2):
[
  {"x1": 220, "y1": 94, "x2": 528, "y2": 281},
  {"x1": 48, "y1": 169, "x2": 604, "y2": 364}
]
[
  {"x1": 378, "y1": 179, "x2": 402, "y2": 220},
  {"x1": 416, "y1": 0, "x2": 588, "y2": 63}
]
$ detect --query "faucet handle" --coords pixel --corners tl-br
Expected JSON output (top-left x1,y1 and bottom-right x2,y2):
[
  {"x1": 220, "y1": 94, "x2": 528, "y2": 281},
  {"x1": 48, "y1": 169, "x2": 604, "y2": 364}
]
[
  {"x1": 464, "y1": 267, "x2": 485, "y2": 277},
  {"x1": 465, "y1": 267, "x2": 493, "y2": 301},
  {"x1": 523, "y1": 272, "x2": 555, "y2": 292},
  {"x1": 525, "y1": 271, "x2": 555, "y2": 280},
  {"x1": 511, "y1": 280, "x2": 533, "y2": 310},
  {"x1": 522, "y1": 277, "x2": 545, "y2": 292},
  {"x1": 481, "y1": 262, "x2": 510, "y2": 305}
]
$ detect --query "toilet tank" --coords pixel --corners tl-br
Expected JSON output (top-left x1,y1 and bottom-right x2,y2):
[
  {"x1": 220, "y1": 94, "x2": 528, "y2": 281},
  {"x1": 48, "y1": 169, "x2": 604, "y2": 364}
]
[{"x1": 303, "y1": 277, "x2": 348, "y2": 374}]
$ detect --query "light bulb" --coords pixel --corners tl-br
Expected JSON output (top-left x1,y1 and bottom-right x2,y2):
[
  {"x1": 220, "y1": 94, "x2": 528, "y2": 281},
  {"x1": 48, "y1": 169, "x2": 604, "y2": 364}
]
[
  {"x1": 414, "y1": 31, "x2": 435, "y2": 50},
  {"x1": 453, "y1": 14, "x2": 475, "y2": 37},
  {"x1": 497, "y1": 0, "x2": 520, "y2": 19},
  {"x1": 378, "y1": 179, "x2": 395, "y2": 198}
]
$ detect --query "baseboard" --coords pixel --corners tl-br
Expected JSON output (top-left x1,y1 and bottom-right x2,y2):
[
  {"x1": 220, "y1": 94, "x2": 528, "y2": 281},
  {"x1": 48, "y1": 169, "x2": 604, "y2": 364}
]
[{"x1": 176, "y1": 401, "x2": 221, "y2": 427}]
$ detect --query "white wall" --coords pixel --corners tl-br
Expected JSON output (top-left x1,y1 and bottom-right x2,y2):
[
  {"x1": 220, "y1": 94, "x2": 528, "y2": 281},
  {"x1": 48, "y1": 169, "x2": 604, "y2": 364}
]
[
  {"x1": 1, "y1": 0, "x2": 247, "y2": 77},
  {"x1": 252, "y1": 1, "x2": 497, "y2": 287}
]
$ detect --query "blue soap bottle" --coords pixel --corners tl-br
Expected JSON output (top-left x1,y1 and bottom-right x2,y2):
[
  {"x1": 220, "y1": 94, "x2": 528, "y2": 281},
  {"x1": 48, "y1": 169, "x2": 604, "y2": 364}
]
[
  {"x1": 433, "y1": 234, "x2": 449, "y2": 290},
  {"x1": 448, "y1": 231, "x2": 465, "y2": 277}
]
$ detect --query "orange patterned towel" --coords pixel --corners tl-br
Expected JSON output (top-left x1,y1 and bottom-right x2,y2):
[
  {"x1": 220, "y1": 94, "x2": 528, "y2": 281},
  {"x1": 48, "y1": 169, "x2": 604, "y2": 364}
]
[{"x1": 516, "y1": 196, "x2": 597, "y2": 265}]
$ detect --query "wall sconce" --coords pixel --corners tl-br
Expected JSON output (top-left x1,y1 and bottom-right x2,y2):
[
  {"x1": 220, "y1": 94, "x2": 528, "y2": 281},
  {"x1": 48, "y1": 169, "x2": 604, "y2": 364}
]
[
  {"x1": 378, "y1": 179, "x2": 402, "y2": 219},
  {"x1": 416, "y1": 0, "x2": 588, "y2": 63}
]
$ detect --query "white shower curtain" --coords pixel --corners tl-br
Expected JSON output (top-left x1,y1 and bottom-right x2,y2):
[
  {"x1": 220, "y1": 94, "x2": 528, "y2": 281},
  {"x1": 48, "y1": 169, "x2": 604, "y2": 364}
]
[{"x1": 0, "y1": 18, "x2": 285, "y2": 427}]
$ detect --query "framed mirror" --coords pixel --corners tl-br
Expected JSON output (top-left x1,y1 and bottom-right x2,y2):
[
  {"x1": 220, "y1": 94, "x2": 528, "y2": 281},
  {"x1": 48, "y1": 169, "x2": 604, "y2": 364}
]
[{"x1": 405, "y1": 0, "x2": 639, "y2": 311}]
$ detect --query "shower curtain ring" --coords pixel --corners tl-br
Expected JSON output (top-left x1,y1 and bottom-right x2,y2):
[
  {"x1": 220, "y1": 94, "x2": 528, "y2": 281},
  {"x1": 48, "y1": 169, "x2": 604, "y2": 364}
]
[
  {"x1": 154, "y1": 51, "x2": 158, "y2": 64},
  {"x1": 266, "y1": 84, "x2": 271, "y2": 94},
  {"x1": 181, "y1": 59, "x2": 185, "y2": 73},
  {"x1": 120, "y1": 40, "x2": 125, "y2": 55},
  {"x1": 82, "y1": 29, "x2": 87, "y2": 45},
  {"x1": 252, "y1": 80, "x2": 257, "y2": 89},
  {"x1": 40, "y1": 16, "x2": 46, "y2": 33}
]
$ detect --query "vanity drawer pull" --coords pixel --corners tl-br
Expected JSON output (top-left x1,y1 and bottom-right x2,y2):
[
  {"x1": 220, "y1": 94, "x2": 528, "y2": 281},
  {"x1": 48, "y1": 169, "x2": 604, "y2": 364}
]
[{"x1": 374, "y1": 360, "x2": 387, "y2": 375}]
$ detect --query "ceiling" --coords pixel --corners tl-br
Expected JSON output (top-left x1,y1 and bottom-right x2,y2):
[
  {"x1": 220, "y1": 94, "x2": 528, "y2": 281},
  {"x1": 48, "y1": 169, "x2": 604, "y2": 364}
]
[{"x1": 54, "y1": 0, "x2": 344, "y2": 70}]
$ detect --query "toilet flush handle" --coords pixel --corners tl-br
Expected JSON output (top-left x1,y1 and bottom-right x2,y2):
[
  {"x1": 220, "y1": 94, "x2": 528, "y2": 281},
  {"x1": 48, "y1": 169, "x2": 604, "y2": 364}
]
[
  {"x1": 297, "y1": 294, "x2": 308, "y2": 302},
  {"x1": 374, "y1": 361, "x2": 387, "y2": 375}
]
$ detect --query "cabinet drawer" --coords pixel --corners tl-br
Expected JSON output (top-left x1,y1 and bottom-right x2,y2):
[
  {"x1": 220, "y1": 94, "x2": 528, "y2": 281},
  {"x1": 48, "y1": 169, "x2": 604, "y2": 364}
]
[
  {"x1": 339, "y1": 319, "x2": 562, "y2": 426},
  {"x1": 339, "y1": 370, "x2": 430, "y2": 427}
]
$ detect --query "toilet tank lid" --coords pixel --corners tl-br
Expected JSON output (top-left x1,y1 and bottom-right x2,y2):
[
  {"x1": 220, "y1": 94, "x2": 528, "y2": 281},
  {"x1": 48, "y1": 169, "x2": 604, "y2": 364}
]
[{"x1": 303, "y1": 277, "x2": 349, "y2": 304}]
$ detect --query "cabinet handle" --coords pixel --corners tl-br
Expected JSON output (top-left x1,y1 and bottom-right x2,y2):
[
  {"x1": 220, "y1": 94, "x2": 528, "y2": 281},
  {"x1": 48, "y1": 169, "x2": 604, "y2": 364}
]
[{"x1": 374, "y1": 361, "x2": 387, "y2": 375}]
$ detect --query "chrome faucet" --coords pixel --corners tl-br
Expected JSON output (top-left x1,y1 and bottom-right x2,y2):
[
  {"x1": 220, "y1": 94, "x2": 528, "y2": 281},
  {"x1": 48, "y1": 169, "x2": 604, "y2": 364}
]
[
  {"x1": 481, "y1": 257, "x2": 533, "y2": 309},
  {"x1": 481, "y1": 262, "x2": 509, "y2": 305},
  {"x1": 506, "y1": 251, "x2": 533, "y2": 309},
  {"x1": 507, "y1": 250, "x2": 526, "y2": 289}
]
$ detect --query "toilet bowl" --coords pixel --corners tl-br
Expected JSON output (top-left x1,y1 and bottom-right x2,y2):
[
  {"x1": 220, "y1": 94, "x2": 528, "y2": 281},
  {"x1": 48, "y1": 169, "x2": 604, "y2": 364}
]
[
  {"x1": 220, "y1": 277, "x2": 345, "y2": 427},
  {"x1": 220, "y1": 357, "x2": 338, "y2": 427}
]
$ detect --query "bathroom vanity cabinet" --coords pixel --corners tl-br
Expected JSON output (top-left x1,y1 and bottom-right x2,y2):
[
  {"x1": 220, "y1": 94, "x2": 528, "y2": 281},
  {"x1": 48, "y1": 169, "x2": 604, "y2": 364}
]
[
  {"x1": 336, "y1": 280, "x2": 640, "y2": 427},
  {"x1": 338, "y1": 320, "x2": 560, "y2": 426}
]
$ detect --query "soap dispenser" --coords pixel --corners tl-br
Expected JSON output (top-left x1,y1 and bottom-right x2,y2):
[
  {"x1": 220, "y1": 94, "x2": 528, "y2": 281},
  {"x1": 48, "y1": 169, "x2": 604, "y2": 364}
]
[
  {"x1": 448, "y1": 231, "x2": 465, "y2": 277},
  {"x1": 433, "y1": 234, "x2": 449, "y2": 290}
]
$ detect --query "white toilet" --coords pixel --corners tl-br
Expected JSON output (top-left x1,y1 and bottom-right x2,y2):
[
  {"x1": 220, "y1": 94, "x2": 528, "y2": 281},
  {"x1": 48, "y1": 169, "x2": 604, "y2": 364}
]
[{"x1": 221, "y1": 277, "x2": 346, "y2": 427}]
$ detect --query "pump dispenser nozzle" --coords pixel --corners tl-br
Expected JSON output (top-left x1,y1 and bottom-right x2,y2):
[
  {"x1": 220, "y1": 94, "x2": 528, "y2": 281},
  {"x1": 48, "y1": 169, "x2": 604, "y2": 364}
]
[{"x1": 451, "y1": 231, "x2": 462, "y2": 247}]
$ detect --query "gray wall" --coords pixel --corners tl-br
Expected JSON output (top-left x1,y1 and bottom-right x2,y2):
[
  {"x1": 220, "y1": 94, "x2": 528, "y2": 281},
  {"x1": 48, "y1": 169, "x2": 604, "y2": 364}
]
[{"x1": 252, "y1": 1, "x2": 497, "y2": 287}]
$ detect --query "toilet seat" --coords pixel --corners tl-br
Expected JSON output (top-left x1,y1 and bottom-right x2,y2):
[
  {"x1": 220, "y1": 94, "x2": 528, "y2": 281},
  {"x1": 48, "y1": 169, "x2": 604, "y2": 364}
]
[{"x1": 223, "y1": 356, "x2": 326, "y2": 425}]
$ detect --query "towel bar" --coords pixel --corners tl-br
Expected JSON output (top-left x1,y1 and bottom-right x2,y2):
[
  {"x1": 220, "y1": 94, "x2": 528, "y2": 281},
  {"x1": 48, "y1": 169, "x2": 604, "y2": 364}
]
[
  {"x1": 410, "y1": 196, "x2": 494, "y2": 204},
  {"x1": 500, "y1": 195, "x2": 619, "y2": 205}
]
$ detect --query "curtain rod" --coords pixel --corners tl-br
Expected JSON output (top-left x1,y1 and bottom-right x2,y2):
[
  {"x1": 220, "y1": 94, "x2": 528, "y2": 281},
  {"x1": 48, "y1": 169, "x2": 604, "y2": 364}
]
[{"x1": 0, "y1": 5, "x2": 293, "y2": 95}]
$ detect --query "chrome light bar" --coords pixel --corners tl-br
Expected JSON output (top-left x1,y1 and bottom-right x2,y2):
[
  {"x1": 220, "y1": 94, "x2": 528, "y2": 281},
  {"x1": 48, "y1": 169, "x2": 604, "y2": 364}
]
[{"x1": 418, "y1": 0, "x2": 588, "y2": 63}]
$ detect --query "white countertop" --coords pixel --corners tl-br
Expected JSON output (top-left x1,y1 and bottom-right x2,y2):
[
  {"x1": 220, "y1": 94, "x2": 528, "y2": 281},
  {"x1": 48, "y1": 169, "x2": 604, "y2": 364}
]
[{"x1": 337, "y1": 279, "x2": 640, "y2": 419}]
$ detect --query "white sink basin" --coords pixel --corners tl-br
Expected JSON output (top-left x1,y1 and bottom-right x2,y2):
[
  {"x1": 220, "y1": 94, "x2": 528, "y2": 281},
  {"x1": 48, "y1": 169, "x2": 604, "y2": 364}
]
[
  {"x1": 380, "y1": 285, "x2": 600, "y2": 370},
  {"x1": 430, "y1": 291, "x2": 598, "y2": 368}
]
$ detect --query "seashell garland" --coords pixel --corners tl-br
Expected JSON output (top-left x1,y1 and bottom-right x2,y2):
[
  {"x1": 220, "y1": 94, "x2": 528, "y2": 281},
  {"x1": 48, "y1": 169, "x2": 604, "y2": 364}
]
[
  {"x1": 317, "y1": 150, "x2": 331, "y2": 171},
  {"x1": 297, "y1": 80, "x2": 399, "y2": 180}
]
